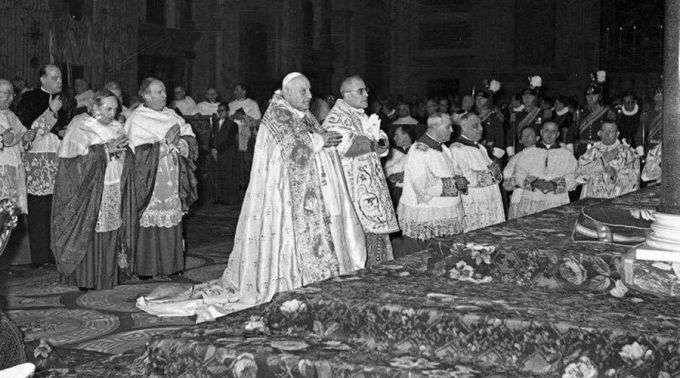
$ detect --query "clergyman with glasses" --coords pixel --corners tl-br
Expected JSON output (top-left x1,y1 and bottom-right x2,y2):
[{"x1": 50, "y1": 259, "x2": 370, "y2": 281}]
[{"x1": 322, "y1": 75, "x2": 399, "y2": 267}]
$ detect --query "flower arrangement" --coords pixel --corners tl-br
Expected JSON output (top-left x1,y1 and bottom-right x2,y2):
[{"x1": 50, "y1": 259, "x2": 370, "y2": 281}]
[
  {"x1": 619, "y1": 342, "x2": 652, "y2": 365},
  {"x1": 243, "y1": 315, "x2": 268, "y2": 333},
  {"x1": 562, "y1": 356, "x2": 598, "y2": 378},
  {"x1": 264, "y1": 296, "x2": 313, "y2": 333},
  {"x1": 427, "y1": 242, "x2": 496, "y2": 284},
  {"x1": 596, "y1": 70, "x2": 607, "y2": 83},
  {"x1": 529, "y1": 75, "x2": 543, "y2": 89},
  {"x1": 280, "y1": 299, "x2": 307, "y2": 317}
]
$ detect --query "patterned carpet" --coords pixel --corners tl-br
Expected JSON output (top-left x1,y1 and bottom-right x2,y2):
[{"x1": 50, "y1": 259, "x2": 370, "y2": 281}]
[
  {"x1": 0, "y1": 203, "x2": 241, "y2": 364},
  {"x1": 4, "y1": 190, "x2": 674, "y2": 376}
]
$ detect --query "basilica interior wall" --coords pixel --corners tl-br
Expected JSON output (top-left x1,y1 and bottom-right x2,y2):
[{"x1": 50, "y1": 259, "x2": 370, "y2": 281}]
[
  {"x1": 386, "y1": 0, "x2": 602, "y2": 101},
  {"x1": 0, "y1": 0, "x2": 662, "y2": 105}
]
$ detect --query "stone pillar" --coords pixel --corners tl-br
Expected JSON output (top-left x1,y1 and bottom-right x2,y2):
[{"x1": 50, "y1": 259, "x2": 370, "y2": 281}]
[
  {"x1": 661, "y1": 0, "x2": 680, "y2": 215},
  {"x1": 622, "y1": 0, "x2": 680, "y2": 296}
]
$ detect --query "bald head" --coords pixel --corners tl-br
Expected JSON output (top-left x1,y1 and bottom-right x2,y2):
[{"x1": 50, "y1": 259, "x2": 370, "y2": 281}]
[
  {"x1": 282, "y1": 74, "x2": 312, "y2": 111},
  {"x1": 0, "y1": 79, "x2": 13, "y2": 110},
  {"x1": 340, "y1": 75, "x2": 363, "y2": 94},
  {"x1": 340, "y1": 75, "x2": 368, "y2": 109}
]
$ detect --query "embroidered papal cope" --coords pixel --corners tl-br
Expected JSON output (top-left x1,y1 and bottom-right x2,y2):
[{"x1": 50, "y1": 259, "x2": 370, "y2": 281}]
[
  {"x1": 323, "y1": 100, "x2": 399, "y2": 234},
  {"x1": 134, "y1": 92, "x2": 365, "y2": 322}
]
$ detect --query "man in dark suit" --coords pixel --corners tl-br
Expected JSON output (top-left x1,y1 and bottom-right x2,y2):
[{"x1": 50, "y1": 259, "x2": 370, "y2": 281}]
[
  {"x1": 210, "y1": 103, "x2": 240, "y2": 205},
  {"x1": 15, "y1": 64, "x2": 73, "y2": 266}
]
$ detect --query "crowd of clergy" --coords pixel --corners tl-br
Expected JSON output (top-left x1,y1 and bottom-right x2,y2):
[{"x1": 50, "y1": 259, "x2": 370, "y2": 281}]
[
  {"x1": 376, "y1": 72, "x2": 660, "y2": 244},
  {"x1": 0, "y1": 65, "x2": 663, "y2": 294},
  {"x1": 0, "y1": 64, "x2": 262, "y2": 291}
]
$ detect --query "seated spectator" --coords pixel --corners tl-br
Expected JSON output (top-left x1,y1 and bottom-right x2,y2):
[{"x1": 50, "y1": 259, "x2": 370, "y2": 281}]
[
  {"x1": 385, "y1": 124, "x2": 418, "y2": 207},
  {"x1": 503, "y1": 121, "x2": 577, "y2": 219},
  {"x1": 171, "y1": 86, "x2": 198, "y2": 116},
  {"x1": 398, "y1": 113, "x2": 466, "y2": 240},
  {"x1": 197, "y1": 87, "x2": 220, "y2": 116},
  {"x1": 393, "y1": 102, "x2": 418, "y2": 125},
  {"x1": 576, "y1": 122, "x2": 640, "y2": 199}
]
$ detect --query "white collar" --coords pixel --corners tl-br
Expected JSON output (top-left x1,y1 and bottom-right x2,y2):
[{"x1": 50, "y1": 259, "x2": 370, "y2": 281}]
[
  {"x1": 621, "y1": 103, "x2": 639, "y2": 116},
  {"x1": 425, "y1": 131, "x2": 445, "y2": 144},
  {"x1": 555, "y1": 107, "x2": 569, "y2": 116},
  {"x1": 512, "y1": 104, "x2": 525, "y2": 112}
]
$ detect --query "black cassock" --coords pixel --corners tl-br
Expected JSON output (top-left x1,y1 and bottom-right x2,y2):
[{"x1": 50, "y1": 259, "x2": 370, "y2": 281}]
[
  {"x1": 211, "y1": 118, "x2": 241, "y2": 205},
  {"x1": 15, "y1": 88, "x2": 73, "y2": 265}
]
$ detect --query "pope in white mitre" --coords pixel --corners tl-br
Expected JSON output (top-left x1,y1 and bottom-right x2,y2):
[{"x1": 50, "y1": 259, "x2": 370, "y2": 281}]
[{"x1": 137, "y1": 73, "x2": 366, "y2": 322}]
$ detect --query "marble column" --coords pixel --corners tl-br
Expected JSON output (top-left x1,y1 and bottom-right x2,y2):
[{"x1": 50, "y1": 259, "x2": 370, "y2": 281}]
[
  {"x1": 660, "y1": 0, "x2": 680, "y2": 215},
  {"x1": 622, "y1": 0, "x2": 680, "y2": 296}
]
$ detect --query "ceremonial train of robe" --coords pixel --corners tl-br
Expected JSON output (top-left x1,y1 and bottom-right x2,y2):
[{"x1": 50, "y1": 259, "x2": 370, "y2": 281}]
[{"x1": 0, "y1": 64, "x2": 661, "y2": 320}]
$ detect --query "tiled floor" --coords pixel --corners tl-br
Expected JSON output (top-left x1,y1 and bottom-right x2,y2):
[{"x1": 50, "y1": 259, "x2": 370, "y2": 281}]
[{"x1": 0, "y1": 203, "x2": 240, "y2": 360}]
